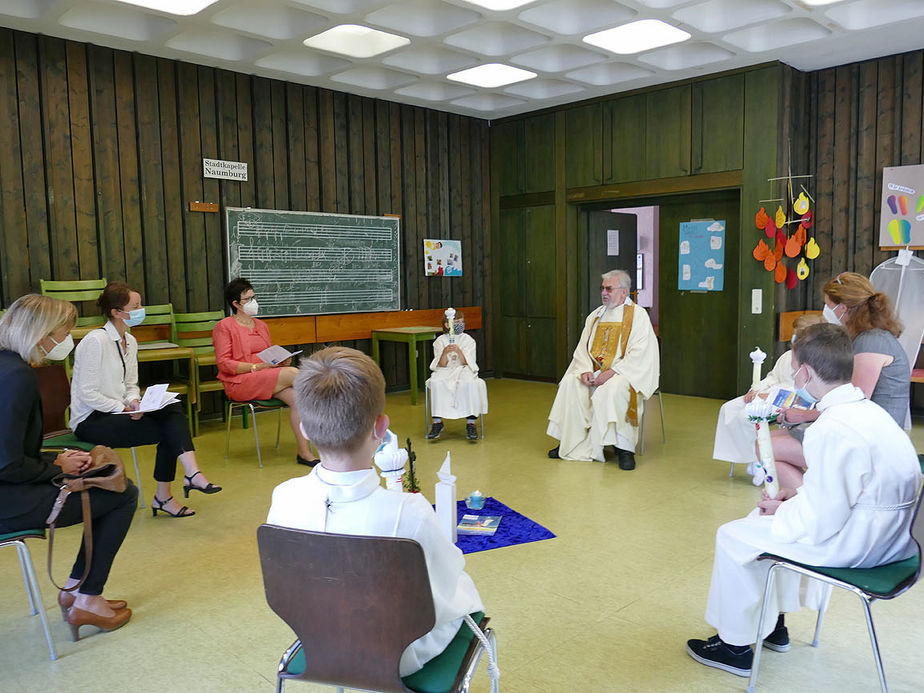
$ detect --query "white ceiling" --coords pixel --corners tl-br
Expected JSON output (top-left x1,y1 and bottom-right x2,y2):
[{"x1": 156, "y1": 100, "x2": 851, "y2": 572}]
[{"x1": 3, "y1": 0, "x2": 924, "y2": 120}]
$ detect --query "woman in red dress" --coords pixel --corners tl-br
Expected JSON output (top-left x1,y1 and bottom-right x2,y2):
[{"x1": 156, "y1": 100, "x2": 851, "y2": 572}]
[{"x1": 213, "y1": 278, "x2": 318, "y2": 466}]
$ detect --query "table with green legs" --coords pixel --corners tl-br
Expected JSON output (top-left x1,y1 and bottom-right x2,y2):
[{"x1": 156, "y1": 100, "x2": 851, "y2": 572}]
[{"x1": 371, "y1": 326, "x2": 439, "y2": 405}]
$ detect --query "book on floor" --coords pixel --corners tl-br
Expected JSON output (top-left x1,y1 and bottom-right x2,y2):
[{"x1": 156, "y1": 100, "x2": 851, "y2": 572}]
[{"x1": 457, "y1": 514, "x2": 502, "y2": 536}]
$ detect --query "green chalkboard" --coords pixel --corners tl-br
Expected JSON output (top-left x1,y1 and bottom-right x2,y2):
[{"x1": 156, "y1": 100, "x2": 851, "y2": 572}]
[{"x1": 226, "y1": 208, "x2": 401, "y2": 316}]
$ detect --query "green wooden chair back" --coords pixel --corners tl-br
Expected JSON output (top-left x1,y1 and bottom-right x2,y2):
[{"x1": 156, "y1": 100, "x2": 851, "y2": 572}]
[
  {"x1": 137, "y1": 303, "x2": 177, "y2": 342},
  {"x1": 175, "y1": 311, "x2": 223, "y2": 351},
  {"x1": 40, "y1": 278, "x2": 108, "y2": 302}
]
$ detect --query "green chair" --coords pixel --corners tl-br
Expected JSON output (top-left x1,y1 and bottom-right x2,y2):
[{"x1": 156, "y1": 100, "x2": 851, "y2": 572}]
[
  {"x1": 257, "y1": 524, "x2": 498, "y2": 693},
  {"x1": 174, "y1": 310, "x2": 226, "y2": 436},
  {"x1": 34, "y1": 363, "x2": 146, "y2": 508},
  {"x1": 225, "y1": 398, "x2": 285, "y2": 468},
  {"x1": 40, "y1": 278, "x2": 107, "y2": 330},
  {"x1": 747, "y1": 455, "x2": 924, "y2": 693},
  {"x1": 1, "y1": 529, "x2": 57, "y2": 660}
]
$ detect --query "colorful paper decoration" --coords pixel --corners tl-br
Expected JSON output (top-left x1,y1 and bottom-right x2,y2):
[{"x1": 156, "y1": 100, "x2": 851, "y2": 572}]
[
  {"x1": 764, "y1": 217, "x2": 777, "y2": 239},
  {"x1": 801, "y1": 210, "x2": 813, "y2": 228},
  {"x1": 786, "y1": 267, "x2": 798, "y2": 289},
  {"x1": 753, "y1": 239, "x2": 769, "y2": 261},
  {"x1": 805, "y1": 237, "x2": 820, "y2": 259},
  {"x1": 755, "y1": 207, "x2": 769, "y2": 229},
  {"x1": 888, "y1": 218, "x2": 912, "y2": 245},
  {"x1": 774, "y1": 205, "x2": 786, "y2": 229},
  {"x1": 784, "y1": 234, "x2": 801, "y2": 258},
  {"x1": 797, "y1": 257, "x2": 810, "y2": 279},
  {"x1": 774, "y1": 261, "x2": 787, "y2": 283},
  {"x1": 764, "y1": 254, "x2": 777, "y2": 271},
  {"x1": 753, "y1": 174, "x2": 817, "y2": 289},
  {"x1": 793, "y1": 192, "x2": 809, "y2": 215}
]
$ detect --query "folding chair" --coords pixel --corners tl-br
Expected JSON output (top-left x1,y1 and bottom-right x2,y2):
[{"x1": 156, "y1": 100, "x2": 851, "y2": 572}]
[{"x1": 0, "y1": 529, "x2": 57, "y2": 661}]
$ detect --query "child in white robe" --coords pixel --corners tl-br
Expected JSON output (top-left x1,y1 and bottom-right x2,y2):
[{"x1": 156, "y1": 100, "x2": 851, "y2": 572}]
[
  {"x1": 426, "y1": 315, "x2": 488, "y2": 441},
  {"x1": 687, "y1": 323, "x2": 921, "y2": 678},
  {"x1": 267, "y1": 347, "x2": 484, "y2": 677},
  {"x1": 712, "y1": 313, "x2": 824, "y2": 481}
]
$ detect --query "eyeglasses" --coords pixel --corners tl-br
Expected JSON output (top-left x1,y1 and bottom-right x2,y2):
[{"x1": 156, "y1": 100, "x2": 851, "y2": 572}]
[{"x1": 240, "y1": 294, "x2": 257, "y2": 304}]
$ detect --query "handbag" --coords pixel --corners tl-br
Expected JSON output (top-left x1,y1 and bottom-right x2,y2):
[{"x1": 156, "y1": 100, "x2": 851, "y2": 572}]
[{"x1": 46, "y1": 446, "x2": 127, "y2": 591}]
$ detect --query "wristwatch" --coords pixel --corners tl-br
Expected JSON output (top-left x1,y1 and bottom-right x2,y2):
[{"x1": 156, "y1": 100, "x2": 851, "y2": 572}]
[{"x1": 250, "y1": 363, "x2": 257, "y2": 373}]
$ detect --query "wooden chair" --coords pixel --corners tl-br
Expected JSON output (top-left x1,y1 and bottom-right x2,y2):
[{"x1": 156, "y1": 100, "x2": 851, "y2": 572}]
[
  {"x1": 778, "y1": 310, "x2": 824, "y2": 342},
  {"x1": 174, "y1": 310, "x2": 225, "y2": 436},
  {"x1": 257, "y1": 524, "x2": 498, "y2": 693},
  {"x1": 0, "y1": 529, "x2": 56, "y2": 661},
  {"x1": 34, "y1": 364, "x2": 145, "y2": 508},
  {"x1": 40, "y1": 278, "x2": 107, "y2": 330},
  {"x1": 747, "y1": 455, "x2": 924, "y2": 693}
]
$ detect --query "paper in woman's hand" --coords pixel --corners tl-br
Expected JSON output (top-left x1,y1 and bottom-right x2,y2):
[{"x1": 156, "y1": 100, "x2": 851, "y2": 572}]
[{"x1": 257, "y1": 345, "x2": 303, "y2": 365}]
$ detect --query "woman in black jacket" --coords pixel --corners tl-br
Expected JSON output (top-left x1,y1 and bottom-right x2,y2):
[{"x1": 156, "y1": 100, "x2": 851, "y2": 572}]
[{"x1": 0, "y1": 294, "x2": 137, "y2": 641}]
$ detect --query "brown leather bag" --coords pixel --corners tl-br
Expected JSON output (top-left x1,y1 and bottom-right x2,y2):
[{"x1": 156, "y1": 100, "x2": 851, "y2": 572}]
[{"x1": 46, "y1": 446, "x2": 127, "y2": 591}]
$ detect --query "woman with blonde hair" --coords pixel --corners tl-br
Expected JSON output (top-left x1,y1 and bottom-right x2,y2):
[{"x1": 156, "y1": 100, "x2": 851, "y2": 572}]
[
  {"x1": 772, "y1": 272, "x2": 910, "y2": 488},
  {"x1": 0, "y1": 294, "x2": 137, "y2": 640}
]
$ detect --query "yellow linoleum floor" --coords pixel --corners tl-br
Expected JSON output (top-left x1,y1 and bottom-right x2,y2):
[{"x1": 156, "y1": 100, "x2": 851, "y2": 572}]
[{"x1": 2, "y1": 379, "x2": 923, "y2": 693}]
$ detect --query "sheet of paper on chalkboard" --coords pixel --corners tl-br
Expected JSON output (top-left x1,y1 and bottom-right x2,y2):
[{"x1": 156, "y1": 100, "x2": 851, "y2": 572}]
[
  {"x1": 678, "y1": 220, "x2": 725, "y2": 291},
  {"x1": 424, "y1": 239, "x2": 463, "y2": 276}
]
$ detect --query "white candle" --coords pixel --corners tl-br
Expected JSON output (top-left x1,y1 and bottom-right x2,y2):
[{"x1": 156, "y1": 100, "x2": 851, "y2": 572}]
[{"x1": 749, "y1": 346, "x2": 767, "y2": 389}]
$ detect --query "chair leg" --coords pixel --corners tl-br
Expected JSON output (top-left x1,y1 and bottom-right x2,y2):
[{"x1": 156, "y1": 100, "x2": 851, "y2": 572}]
[
  {"x1": 639, "y1": 401, "x2": 646, "y2": 456},
  {"x1": 224, "y1": 401, "x2": 234, "y2": 458},
  {"x1": 859, "y1": 595, "x2": 888, "y2": 692},
  {"x1": 746, "y1": 562, "x2": 780, "y2": 693},
  {"x1": 15, "y1": 544, "x2": 37, "y2": 615},
  {"x1": 812, "y1": 603, "x2": 826, "y2": 647},
  {"x1": 250, "y1": 404, "x2": 263, "y2": 468},
  {"x1": 481, "y1": 411, "x2": 485, "y2": 439},
  {"x1": 131, "y1": 448, "x2": 146, "y2": 509},
  {"x1": 275, "y1": 407, "x2": 281, "y2": 450},
  {"x1": 729, "y1": 462, "x2": 735, "y2": 478},
  {"x1": 658, "y1": 390, "x2": 666, "y2": 443},
  {"x1": 424, "y1": 384, "x2": 430, "y2": 437},
  {"x1": 16, "y1": 540, "x2": 57, "y2": 661}
]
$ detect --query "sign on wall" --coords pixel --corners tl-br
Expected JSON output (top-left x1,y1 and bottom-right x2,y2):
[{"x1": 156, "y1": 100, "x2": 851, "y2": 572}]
[
  {"x1": 678, "y1": 220, "x2": 725, "y2": 291},
  {"x1": 203, "y1": 158, "x2": 248, "y2": 181},
  {"x1": 879, "y1": 164, "x2": 924, "y2": 249}
]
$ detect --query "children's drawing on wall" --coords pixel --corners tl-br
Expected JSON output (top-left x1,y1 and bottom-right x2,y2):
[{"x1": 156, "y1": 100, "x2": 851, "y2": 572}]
[
  {"x1": 424, "y1": 239, "x2": 463, "y2": 276},
  {"x1": 678, "y1": 220, "x2": 725, "y2": 291},
  {"x1": 879, "y1": 165, "x2": 924, "y2": 249}
]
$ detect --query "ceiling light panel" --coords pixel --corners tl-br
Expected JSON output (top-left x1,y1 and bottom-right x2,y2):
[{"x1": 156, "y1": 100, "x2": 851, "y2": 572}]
[
  {"x1": 447, "y1": 63, "x2": 537, "y2": 88},
  {"x1": 824, "y1": 0, "x2": 924, "y2": 31},
  {"x1": 451, "y1": 93, "x2": 527, "y2": 112},
  {"x1": 365, "y1": 1, "x2": 480, "y2": 38},
  {"x1": 518, "y1": 0, "x2": 635, "y2": 35},
  {"x1": 673, "y1": 0, "x2": 791, "y2": 34},
  {"x1": 111, "y1": 0, "x2": 219, "y2": 16},
  {"x1": 584, "y1": 19, "x2": 691, "y2": 55},
  {"x1": 58, "y1": 3, "x2": 176, "y2": 41},
  {"x1": 444, "y1": 21, "x2": 548, "y2": 56},
  {"x1": 638, "y1": 42, "x2": 735, "y2": 70},
  {"x1": 303, "y1": 25, "x2": 410, "y2": 59}
]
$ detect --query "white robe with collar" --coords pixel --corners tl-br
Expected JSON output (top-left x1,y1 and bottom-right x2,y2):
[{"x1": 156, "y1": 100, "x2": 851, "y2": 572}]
[
  {"x1": 712, "y1": 350, "x2": 795, "y2": 465},
  {"x1": 427, "y1": 332, "x2": 488, "y2": 420},
  {"x1": 267, "y1": 466, "x2": 484, "y2": 676},
  {"x1": 704, "y1": 384, "x2": 921, "y2": 645},
  {"x1": 546, "y1": 299, "x2": 659, "y2": 460}
]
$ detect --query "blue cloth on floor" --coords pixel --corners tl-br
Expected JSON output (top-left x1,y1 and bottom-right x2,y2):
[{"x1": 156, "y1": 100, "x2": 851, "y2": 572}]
[{"x1": 454, "y1": 496, "x2": 555, "y2": 554}]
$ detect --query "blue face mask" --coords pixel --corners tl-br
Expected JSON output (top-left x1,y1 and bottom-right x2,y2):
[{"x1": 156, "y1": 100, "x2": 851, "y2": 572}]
[
  {"x1": 793, "y1": 366, "x2": 817, "y2": 406},
  {"x1": 122, "y1": 307, "x2": 146, "y2": 328}
]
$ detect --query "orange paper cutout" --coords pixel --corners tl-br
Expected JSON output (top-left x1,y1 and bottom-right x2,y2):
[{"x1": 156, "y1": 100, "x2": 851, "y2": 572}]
[
  {"x1": 774, "y1": 261, "x2": 787, "y2": 283},
  {"x1": 753, "y1": 239, "x2": 769, "y2": 261}
]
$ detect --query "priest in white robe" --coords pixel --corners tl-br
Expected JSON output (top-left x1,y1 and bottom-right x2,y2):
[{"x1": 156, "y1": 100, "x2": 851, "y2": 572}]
[
  {"x1": 268, "y1": 347, "x2": 484, "y2": 677},
  {"x1": 712, "y1": 313, "x2": 825, "y2": 479},
  {"x1": 426, "y1": 315, "x2": 488, "y2": 441},
  {"x1": 547, "y1": 269, "x2": 659, "y2": 469},
  {"x1": 687, "y1": 323, "x2": 921, "y2": 678}
]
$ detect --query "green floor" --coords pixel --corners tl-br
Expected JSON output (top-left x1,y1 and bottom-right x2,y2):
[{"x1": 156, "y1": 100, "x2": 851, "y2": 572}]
[{"x1": 2, "y1": 379, "x2": 923, "y2": 692}]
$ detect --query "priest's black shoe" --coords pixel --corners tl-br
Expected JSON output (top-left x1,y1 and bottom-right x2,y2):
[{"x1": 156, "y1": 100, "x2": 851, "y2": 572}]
[
  {"x1": 547, "y1": 446, "x2": 560, "y2": 459},
  {"x1": 616, "y1": 448, "x2": 636, "y2": 470},
  {"x1": 686, "y1": 635, "x2": 752, "y2": 677},
  {"x1": 425, "y1": 422, "x2": 444, "y2": 440}
]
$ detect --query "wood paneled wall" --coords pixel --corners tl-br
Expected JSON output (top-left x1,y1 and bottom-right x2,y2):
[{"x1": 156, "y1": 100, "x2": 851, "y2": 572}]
[
  {"x1": 781, "y1": 49, "x2": 924, "y2": 312},
  {"x1": 0, "y1": 29, "x2": 492, "y2": 385}
]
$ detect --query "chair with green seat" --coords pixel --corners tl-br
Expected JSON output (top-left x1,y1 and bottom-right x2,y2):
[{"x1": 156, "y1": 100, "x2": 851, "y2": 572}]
[
  {"x1": 225, "y1": 398, "x2": 285, "y2": 468},
  {"x1": 40, "y1": 278, "x2": 107, "y2": 330},
  {"x1": 1, "y1": 528, "x2": 57, "y2": 661},
  {"x1": 34, "y1": 363, "x2": 146, "y2": 508},
  {"x1": 174, "y1": 310, "x2": 225, "y2": 436},
  {"x1": 257, "y1": 524, "x2": 498, "y2": 693},
  {"x1": 746, "y1": 454, "x2": 924, "y2": 693}
]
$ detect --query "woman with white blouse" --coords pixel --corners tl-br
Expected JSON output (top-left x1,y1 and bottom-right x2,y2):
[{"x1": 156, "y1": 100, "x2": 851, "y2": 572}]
[{"x1": 71, "y1": 281, "x2": 221, "y2": 517}]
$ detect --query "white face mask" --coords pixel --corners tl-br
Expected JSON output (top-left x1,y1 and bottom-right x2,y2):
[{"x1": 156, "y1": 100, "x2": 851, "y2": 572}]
[
  {"x1": 822, "y1": 303, "x2": 841, "y2": 325},
  {"x1": 242, "y1": 298, "x2": 259, "y2": 316},
  {"x1": 41, "y1": 333, "x2": 74, "y2": 361}
]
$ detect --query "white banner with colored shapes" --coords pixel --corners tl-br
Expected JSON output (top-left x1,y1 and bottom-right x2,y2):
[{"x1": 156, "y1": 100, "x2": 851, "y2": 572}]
[{"x1": 880, "y1": 165, "x2": 924, "y2": 248}]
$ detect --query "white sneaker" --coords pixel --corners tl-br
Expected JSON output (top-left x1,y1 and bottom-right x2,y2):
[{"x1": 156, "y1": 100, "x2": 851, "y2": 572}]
[{"x1": 751, "y1": 464, "x2": 766, "y2": 486}]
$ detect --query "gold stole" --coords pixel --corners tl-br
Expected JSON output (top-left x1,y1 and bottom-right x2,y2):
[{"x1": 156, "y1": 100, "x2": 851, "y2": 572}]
[{"x1": 589, "y1": 304, "x2": 639, "y2": 427}]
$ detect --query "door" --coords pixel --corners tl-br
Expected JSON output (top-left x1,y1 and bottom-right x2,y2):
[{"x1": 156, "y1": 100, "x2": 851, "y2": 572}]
[{"x1": 585, "y1": 211, "x2": 638, "y2": 316}]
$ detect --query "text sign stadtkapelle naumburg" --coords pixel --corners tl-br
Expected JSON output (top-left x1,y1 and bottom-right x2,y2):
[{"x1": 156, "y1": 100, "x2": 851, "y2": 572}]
[{"x1": 203, "y1": 158, "x2": 248, "y2": 181}]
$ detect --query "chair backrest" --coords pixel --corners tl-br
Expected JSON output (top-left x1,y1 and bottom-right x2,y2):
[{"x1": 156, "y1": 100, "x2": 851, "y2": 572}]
[
  {"x1": 41, "y1": 279, "x2": 108, "y2": 329},
  {"x1": 175, "y1": 311, "x2": 224, "y2": 355},
  {"x1": 779, "y1": 310, "x2": 824, "y2": 342},
  {"x1": 134, "y1": 303, "x2": 176, "y2": 343},
  {"x1": 257, "y1": 524, "x2": 436, "y2": 693},
  {"x1": 910, "y1": 456, "x2": 924, "y2": 584},
  {"x1": 33, "y1": 364, "x2": 71, "y2": 436}
]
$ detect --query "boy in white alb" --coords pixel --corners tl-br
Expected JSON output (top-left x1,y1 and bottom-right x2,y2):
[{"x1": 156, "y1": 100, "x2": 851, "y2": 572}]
[
  {"x1": 426, "y1": 313, "x2": 488, "y2": 441},
  {"x1": 687, "y1": 323, "x2": 921, "y2": 678},
  {"x1": 267, "y1": 347, "x2": 484, "y2": 676}
]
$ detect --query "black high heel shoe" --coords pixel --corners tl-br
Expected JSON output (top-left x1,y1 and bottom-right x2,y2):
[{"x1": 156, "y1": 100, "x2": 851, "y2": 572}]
[
  {"x1": 183, "y1": 471, "x2": 222, "y2": 498},
  {"x1": 152, "y1": 495, "x2": 195, "y2": 518}
]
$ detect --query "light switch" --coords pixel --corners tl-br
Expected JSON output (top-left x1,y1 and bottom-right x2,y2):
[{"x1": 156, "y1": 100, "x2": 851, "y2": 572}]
[{"x1": 751, "y1": 289, "x2": 762, "y2": 314}]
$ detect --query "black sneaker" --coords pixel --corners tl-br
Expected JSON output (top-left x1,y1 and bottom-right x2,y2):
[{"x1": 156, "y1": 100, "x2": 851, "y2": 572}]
[
  {"x1": 425, "y1": 422, "x2": 444, "y2": 440},
  {"x1": 616, "y1": 448, "x2": 636, "y2": 470},
  {"x1": 466, "y1": 422, "x2": 478, "y2": 440},
  {"x1": 763, "y1": 624, "x2": 790, "y2": 653},
  {"x1": 686, "y1": 635, "x2": 753, "y2": 677},
  {"x1": 548, "y1": 446, "x2": 560, "y2": 459}
]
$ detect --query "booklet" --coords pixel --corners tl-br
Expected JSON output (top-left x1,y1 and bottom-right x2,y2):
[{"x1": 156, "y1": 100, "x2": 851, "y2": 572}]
[
  {"x1": 116, "y1": 383, "x2": 180, "y2": 414},
  {"x1": 137, "y1": 341, "x2": 179, "y2": 350},
  {"x1": 457, "y1": 514, "x2": 502, "y2": 536},
  {"x1": 771, "y1": 388, "x2": 814, "y2": 410},
  {"x1": 257, "y1": 345, "x2": 303, "y2": 365}
]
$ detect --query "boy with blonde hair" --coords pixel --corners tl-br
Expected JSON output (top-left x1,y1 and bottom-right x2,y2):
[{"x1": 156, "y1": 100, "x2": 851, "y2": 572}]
[{"x1": 267, "y1": 346, "x2": 484, "y2": 676}]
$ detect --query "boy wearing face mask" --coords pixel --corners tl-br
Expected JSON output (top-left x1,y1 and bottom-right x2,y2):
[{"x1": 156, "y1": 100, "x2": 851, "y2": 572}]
[
  {"x1": 71, "y1": 281, "x2": 220, "y2": 517},
  {"x1": 687, "y1": 323, "x2": 920, "y2": 678}
]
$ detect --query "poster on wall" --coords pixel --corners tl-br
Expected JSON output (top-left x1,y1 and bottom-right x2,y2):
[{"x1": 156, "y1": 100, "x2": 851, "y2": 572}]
[
  {"x1": 879, "y1": 165, "x2": 924, "y2": 249},
  {"x1": 424, "y1": 239, "x2": 463, "y2": 276},
  {"x1": 678, "y1": 220, "x2": 725, "y2": 291}
]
